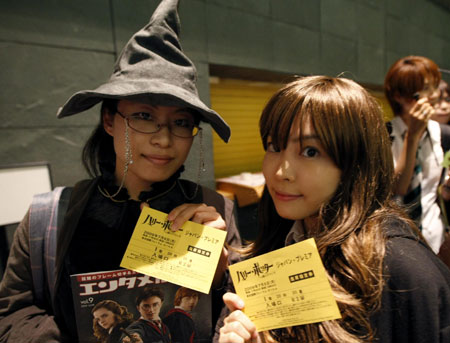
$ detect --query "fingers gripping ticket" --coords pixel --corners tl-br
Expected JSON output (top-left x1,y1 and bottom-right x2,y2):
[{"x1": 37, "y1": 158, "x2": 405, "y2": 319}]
[
  {"x1": 167, "y1": 203, "x2": 226, "y2": 231},
  {"x1": 219, "y1": 292, "x2": 261, "y2": 343},
  {"x1": 219, "y1": 314, "x2": 260, "y2": 343}
]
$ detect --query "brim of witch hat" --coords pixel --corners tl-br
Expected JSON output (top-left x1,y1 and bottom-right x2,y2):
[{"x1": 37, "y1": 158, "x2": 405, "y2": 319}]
[{"x1": 56, "y1": 0, "x2": 230, "y2": 143}]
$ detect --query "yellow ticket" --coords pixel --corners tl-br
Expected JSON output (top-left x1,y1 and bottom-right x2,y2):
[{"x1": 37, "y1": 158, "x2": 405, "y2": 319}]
[
  {"x1": 120, "y1": 207, "x2": 227, "y2": 294},
  {"x1": 229, "y1": 238, "x2": 341, "y2": 331}
]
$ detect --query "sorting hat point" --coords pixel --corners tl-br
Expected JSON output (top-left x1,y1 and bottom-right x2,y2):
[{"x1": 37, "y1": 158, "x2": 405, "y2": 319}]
[{"x1": 56, "y1": 0, "x2": 230, "y2": 142}]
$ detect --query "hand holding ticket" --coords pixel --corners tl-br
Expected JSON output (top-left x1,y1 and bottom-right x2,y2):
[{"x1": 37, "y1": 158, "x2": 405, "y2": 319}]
[
  {"x1": 228, "y1": 238, "x2": 341, "y2": 332},
  {"x1": 121, "y1": 207, "x2": 227, "y2": 294}
]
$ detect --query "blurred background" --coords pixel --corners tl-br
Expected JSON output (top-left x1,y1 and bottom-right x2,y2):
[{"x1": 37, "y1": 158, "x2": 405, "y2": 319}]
[{"x1": 1, "y1": 0, "x2": 449, "y2": 258}]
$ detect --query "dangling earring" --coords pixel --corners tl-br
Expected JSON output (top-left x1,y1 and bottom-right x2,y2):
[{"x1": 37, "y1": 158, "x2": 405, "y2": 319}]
[
  {"x1": 199, "y1": 128, "x2": 205, "y2": 173},
  {"x1": 124, "y1": 118, "x2": 134, "y2": 167},
  {"x1": 99, "y1": 118, "x2": 133, "y2": 201},
  {"x1": 178, "y1": 127, "x2": 204, "y2": 200}
]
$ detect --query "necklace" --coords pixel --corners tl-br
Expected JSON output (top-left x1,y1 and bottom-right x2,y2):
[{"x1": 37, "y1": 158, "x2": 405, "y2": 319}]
[
  {"x1": 177, "y1": 179, "x2": 199, "y2": 201},
  {"x1": 97, "y1": 185, "x2": 127, "y2": 203},
  {"x1": 143, "y1": 182, "x2": 176, "y2": 204}
]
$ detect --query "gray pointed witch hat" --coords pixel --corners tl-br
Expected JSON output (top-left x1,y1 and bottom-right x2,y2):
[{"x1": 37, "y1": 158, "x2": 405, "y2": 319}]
[{"x1": 56, "y1": 0, "x2": 230, "y2": 142}]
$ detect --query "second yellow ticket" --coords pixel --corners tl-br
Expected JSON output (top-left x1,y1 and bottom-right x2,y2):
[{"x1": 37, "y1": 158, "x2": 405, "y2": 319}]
[{"x1": 229, "y1": 238, "x2": 341, "y2": 331}]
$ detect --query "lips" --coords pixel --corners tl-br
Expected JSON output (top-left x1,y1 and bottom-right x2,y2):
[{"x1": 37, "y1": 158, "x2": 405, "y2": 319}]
[
  {"x1": 144, "y1": 154, "x2": 173, "y2": 165},
  {"x1": 274, "y1": 190, "x2": 301, "y2": 201}
]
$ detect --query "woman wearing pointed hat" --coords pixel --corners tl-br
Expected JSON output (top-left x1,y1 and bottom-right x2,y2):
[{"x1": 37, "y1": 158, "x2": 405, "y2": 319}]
[{"x1": 0, "y1": 0, "x2": 241, "y2": 342}]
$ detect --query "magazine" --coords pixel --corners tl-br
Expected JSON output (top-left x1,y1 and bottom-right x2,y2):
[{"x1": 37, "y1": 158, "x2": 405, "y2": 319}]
[{"x1": 71, "y1": 269, "x2": 212, "y2": 343}]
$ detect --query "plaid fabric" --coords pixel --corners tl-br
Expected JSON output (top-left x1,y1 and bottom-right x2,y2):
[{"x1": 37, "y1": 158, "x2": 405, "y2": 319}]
[{"x1": 29, "y1": 187, "x2": 70, "y2": 310}]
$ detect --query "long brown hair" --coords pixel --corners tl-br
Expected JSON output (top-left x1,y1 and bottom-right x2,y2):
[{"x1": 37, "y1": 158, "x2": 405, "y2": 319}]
[
  {"x1": 253, "y1": 76, "x2": 412, "y2": 342},
  {"x1": 92, "y1": 300, "x2": 134, "y2": 342}
]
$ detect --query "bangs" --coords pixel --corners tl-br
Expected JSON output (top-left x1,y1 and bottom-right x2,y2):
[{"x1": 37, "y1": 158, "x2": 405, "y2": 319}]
[
  {"x1": 389, "y1": 65, "x2": 428, "y2": 97},
  {"x1": 259, "y1": 77, "x2": 350, "y2": 167},
  {"x1": 260, "y1": 86, "x2": 305, "y2": 151},
  {"x1": 259, "y1": 76, "x2": 384, "y2": 175}
]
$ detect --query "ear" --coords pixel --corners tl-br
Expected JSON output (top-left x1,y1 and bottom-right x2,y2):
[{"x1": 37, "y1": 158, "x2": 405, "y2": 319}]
[{"x1": 103, "y1": 110, "x2": 115, "y2": 136}]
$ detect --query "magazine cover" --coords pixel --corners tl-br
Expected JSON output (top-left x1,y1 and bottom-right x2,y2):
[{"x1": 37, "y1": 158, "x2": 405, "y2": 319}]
[{"x1": 71, "y1": 269, "x2": 212, "y2": 343}]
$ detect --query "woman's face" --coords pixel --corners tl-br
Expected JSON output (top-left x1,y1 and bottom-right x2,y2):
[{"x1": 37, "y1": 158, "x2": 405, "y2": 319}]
[
  {"x1": 93, "y1": 308, "x2": 116, "y2": 330},
  {"x1": 103, "y1": 100, "x2": 195, "y2": 196},
  {"x1": 432, "y1": 89, "x2": 450, "y2": 124},
  {"x1": 263, "y1": 115, "x2": 341, "y2": 230}
]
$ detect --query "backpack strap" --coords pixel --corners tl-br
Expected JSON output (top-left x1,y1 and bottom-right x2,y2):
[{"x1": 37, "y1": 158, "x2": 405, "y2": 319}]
[{"x1": 29, "y1": 186, "x2": 72, "y2": 310}]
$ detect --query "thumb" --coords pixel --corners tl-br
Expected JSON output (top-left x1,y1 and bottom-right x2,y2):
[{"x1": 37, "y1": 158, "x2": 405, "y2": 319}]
[{"x1": 223, "y1": 292, "x2": 245, "y2": 312}]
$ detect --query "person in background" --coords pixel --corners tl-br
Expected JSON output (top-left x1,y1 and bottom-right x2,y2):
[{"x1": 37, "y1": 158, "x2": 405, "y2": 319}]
[
  {"x1": 431, "y1": 80, "x2": 450, "y2": 125},
  {"x1": 433, "y1": 79, "x2": 450, "y2": 268},
  {"x1": 217, "y1": 76, "x2": 450, "y2": 343},
  {"x1": 438, "y1": 169, "x2": 450, "y2": 268},
  {"x1": 384, "y1": 56, "x2": 446, "y2": 254},
  {"x1": 0, "y1": 1, "x2": 241, "y2": 342},
  {"x1": 92, "y1": 300, "x2": 134, "y2": 343}
]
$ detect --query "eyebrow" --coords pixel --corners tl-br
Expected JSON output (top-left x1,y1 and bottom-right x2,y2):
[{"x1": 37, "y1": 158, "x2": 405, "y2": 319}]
[{"x1": 289, "y1": 134, "x2": 320, "y2": 143}]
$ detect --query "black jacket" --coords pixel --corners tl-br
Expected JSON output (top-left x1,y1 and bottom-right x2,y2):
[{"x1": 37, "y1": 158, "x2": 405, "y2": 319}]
[
  {"x1": 0, "y1": 177, "x2": 241, "y2": 343},
  {"x1": 370, "y1": 221, "x2": 450, "y2": 342}
]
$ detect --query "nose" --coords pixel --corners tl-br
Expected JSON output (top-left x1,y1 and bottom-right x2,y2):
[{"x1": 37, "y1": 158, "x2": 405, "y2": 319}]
[
  {"x1": 275, "y1": 153, "x2": 295, "y2": 182},
  {"x1": 150, "y1": 125, "x2": 172, "y2": 147}
]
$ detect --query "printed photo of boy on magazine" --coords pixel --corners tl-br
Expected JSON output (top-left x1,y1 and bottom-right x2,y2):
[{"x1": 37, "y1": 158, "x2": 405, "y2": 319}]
[{"x1": 71, "y1": 269, "x2": 211, "y2": 343}]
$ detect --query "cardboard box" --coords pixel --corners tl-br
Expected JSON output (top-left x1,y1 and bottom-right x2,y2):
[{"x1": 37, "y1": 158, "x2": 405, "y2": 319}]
[
  {"x1": 216, "y1": 189, "x2": 235, "y2": 201},
  {"x1": 216, "y1": 172, "x2": 265, "y2": 207}
]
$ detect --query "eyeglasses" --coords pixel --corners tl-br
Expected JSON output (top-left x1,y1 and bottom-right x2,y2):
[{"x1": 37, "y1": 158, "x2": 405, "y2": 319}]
[{"x1": 116, "y1": 111, "x2": 200, "y2": 138}]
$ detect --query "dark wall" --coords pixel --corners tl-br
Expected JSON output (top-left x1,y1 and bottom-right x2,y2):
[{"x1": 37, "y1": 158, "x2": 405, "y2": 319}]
[{"x1": 1, "y1": 0, "x2": 449, "y2": 190}]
